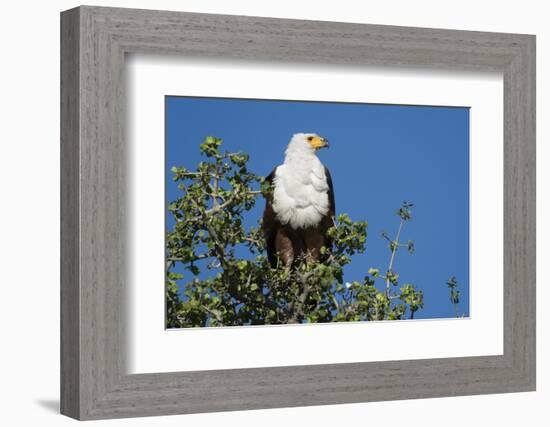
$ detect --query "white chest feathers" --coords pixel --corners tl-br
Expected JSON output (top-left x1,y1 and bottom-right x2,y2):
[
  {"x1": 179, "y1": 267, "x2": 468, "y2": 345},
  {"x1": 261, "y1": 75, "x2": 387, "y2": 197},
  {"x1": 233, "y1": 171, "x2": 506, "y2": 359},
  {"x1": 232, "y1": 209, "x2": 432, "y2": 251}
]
[{"x1": 272, "y1": 158, "x2": 330, "y2": 229}]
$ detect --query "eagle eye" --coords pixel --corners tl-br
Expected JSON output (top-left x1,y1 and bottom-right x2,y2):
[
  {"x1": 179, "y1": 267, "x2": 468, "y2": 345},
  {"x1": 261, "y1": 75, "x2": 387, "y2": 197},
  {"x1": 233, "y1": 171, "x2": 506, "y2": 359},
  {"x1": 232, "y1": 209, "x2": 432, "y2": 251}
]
[{"x1": 307, "y1": 136, "x2": 313, "y2": 141}]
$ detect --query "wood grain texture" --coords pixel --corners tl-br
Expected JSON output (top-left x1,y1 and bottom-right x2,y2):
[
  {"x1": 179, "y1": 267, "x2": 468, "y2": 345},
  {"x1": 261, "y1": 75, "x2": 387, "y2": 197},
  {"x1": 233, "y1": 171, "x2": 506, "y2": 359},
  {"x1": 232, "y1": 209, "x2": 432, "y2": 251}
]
[
  {"x1": 60, "y1": 5, "x2": 536, "y2": 420},
  {"x1": 60, "y1": 7, "x2": 80, "y2": 419}
]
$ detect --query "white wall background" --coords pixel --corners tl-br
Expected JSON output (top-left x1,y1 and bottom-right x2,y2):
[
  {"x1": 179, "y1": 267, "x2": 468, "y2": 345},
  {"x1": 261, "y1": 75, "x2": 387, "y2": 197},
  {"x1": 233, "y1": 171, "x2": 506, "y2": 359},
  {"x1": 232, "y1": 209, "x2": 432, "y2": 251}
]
[{"x1": 0, "y1": 1, "x2": 545, "y2": 425}]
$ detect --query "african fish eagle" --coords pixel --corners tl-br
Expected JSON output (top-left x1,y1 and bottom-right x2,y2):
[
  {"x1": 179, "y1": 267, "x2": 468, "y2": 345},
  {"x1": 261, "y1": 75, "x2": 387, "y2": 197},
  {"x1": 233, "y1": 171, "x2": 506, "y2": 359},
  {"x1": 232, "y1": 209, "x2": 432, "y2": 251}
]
[{"x1": 262, "y1": 133, "x2": 335, "y2": 267}]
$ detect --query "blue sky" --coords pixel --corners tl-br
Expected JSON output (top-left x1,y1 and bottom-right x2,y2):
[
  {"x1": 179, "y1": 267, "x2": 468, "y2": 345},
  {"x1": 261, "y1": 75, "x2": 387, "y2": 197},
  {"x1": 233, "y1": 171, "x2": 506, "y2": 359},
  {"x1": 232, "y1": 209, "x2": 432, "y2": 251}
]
[{"x1": 166, "y1": 96, "x2": 470, "y2": 320}]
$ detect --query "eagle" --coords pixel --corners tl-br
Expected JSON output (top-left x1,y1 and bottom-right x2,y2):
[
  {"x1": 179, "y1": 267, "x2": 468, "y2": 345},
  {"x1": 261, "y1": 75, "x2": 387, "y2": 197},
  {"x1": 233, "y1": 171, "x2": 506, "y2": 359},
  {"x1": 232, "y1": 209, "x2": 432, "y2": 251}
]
[{"x1": 262, "y1": 133, "x2": 335, "y2": 267}]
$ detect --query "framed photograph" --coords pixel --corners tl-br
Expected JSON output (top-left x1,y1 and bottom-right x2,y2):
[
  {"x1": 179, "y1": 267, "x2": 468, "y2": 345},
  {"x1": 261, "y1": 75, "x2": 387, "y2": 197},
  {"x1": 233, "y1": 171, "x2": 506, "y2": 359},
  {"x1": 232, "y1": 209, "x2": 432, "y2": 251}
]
[{"x1": 61, "y1": 6, "x2": 536, "y2": 420}]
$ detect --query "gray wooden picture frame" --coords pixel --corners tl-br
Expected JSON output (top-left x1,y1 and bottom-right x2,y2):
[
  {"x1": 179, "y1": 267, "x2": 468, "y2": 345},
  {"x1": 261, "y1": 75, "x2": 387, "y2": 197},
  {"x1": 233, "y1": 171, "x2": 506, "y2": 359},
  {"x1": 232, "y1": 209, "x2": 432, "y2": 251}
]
[{"x1": 60, "y1": 5, "x2": 536, "y2": 421}]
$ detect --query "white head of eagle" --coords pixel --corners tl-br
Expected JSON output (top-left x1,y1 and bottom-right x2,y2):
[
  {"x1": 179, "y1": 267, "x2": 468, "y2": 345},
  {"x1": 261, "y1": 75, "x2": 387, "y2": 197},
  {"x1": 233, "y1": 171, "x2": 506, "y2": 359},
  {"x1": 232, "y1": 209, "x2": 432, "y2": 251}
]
[{"x1": 262, "y1": 133, "x2": 335, "y2": 267}]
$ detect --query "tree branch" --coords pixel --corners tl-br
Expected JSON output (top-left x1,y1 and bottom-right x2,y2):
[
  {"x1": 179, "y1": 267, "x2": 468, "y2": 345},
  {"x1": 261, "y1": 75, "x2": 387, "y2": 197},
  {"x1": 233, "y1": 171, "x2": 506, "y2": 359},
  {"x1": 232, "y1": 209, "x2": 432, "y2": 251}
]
[{"x1": 386, "y1": 218, "x2": 404, "y2": 296}]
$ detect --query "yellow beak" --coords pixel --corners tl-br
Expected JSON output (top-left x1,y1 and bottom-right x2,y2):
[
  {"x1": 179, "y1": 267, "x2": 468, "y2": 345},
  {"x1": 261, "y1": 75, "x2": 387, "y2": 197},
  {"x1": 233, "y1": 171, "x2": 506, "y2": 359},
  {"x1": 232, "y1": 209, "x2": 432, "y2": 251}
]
[{"x1": 309, "y1": 136, "x2": 329, "y2": 150}]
